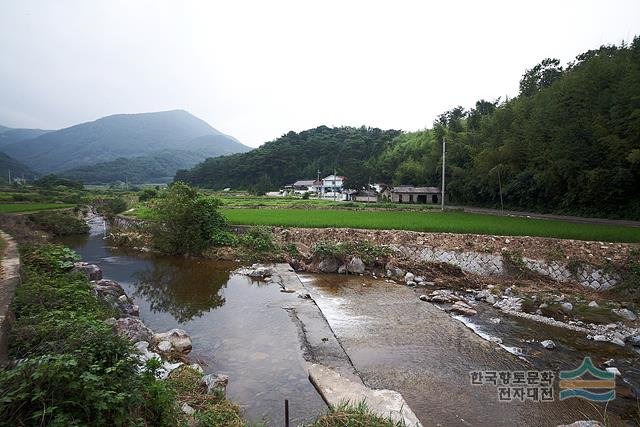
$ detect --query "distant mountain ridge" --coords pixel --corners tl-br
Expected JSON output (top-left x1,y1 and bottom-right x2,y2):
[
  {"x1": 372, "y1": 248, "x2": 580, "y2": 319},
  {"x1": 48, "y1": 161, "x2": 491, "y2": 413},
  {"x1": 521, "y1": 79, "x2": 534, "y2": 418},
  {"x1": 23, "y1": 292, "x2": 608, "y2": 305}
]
[
  {"x1": 0, "y1": 127, "x2": 52, "y2": 148},
  {"x1": 0, "y1": 110, "x2": 251, "y2": 183},
  {"x1": 59, "y1": 149, "x2": 249, "y2": 184}
]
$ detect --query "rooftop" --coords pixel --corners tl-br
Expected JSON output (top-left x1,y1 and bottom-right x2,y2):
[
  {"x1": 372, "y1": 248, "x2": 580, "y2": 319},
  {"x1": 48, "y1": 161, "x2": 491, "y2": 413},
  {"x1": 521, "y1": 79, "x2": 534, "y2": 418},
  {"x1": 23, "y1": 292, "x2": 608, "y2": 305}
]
[{"x1": 391, "y1": 186, "x2": 440, "y2": 194}]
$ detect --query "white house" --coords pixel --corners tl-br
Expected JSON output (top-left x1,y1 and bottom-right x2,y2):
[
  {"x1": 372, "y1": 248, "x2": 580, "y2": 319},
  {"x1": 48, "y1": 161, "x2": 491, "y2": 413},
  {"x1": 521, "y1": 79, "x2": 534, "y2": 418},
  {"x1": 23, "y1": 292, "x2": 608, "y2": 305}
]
[{"x1": 321, "y1": 175, "x2": 347, "y2": 200}]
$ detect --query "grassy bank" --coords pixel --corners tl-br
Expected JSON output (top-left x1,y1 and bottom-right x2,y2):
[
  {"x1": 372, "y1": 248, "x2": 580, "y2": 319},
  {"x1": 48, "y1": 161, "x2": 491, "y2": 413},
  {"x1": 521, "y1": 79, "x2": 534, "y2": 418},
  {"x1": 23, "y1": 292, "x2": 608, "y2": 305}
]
[
  {"x1": 0, "y1": 243, "x2": 245, "y2": 426},
  {"x1": 0, "y1": 203, "x2": 75, "y2": 213},
  {"x1": 220, "y1": 208, "x2": 640, "y2": 243}
]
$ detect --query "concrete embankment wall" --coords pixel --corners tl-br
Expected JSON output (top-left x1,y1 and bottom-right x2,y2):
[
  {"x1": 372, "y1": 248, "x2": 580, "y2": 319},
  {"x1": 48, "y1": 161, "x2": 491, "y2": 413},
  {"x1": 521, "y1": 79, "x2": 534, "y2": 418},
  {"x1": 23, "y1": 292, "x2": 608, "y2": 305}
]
[{"x1": 0, "y1": 230, "x2": 21, "y2": 365}]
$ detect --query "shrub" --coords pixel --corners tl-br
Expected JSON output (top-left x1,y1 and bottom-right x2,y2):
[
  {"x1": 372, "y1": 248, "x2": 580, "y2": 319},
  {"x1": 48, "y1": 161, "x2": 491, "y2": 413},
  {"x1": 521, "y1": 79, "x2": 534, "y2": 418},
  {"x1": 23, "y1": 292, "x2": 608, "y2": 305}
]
[
  {"x1": 313, "y1": 240, "x2": 392, "y2": 263},
  {"x1": 99, "y1": 197, "x2": 129, "y2": 217},
  {"x1": 149, "y1": 182, "x2": 229, "y2": 256},
  {"x1": 238, "y1": 226, "x2": 277, "y2": 253},
  {"x1": 28, "y1": 211, "x2": 89, "y2": 236},
  {"x1": 138, "y1": 188, "x2": 159, "y2": 202}
]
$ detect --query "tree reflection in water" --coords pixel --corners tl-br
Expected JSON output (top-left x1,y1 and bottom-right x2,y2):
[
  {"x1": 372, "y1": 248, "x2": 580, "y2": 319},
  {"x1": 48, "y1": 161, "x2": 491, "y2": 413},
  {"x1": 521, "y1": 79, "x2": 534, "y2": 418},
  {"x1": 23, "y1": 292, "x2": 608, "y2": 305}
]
[{"x1": 132, "y1": 257, "x2": 235, "y2": 323}]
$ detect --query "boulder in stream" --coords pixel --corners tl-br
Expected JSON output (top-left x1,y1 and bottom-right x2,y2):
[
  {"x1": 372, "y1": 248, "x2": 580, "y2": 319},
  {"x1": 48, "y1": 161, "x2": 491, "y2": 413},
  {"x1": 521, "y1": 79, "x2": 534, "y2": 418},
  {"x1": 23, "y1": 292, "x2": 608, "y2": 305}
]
[
  {"x1": 540, "y1": 340, "x2": 556, "y2": 350},
  {"x1": 449, "y1": 301, "x2": 477, "y2": 316}
]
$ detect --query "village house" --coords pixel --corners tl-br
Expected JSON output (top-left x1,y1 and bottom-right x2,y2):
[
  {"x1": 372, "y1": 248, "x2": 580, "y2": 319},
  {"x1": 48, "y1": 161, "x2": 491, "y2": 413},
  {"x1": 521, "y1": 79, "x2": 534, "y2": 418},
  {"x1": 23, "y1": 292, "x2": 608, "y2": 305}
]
[
  {"x1": 390, "y1": 186, "x2": 443, "y2": 204},
  {"x1": 292, "y1": 179, "x2": 322, "y2": 194},
  {"x1": 321, "y1": 174, "x2": 347, "y2": 199}
]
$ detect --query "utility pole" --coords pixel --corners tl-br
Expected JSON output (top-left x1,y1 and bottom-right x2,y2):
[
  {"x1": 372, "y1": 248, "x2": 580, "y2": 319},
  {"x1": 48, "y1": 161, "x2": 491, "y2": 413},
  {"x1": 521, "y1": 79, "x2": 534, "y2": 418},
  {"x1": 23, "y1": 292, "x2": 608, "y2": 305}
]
[
  {"x1": 441, "y1": 137, "x2": 446, "y2": 211},
  {"x1": 497, "y1": 164, "x2": 504, "y2": 212},
  {"x1": 7, "y1": 169, "x2": 11, "y2": 184},
  {"x1": 317, "y1": 169, "x2": 321, "y2": 199},
  {"x1": 333, "y1": 168, "x2": 337, "y2": 202}
]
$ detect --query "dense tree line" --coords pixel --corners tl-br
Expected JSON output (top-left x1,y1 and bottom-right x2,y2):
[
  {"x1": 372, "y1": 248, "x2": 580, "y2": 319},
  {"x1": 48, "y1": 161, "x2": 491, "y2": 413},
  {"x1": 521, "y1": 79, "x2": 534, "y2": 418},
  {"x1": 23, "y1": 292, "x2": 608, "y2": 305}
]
[
  {"x1": 175, "y1": 126, "x2": 402, "y2": 192},
  {"x1": 178, "y1": 38, "x2": 640, "y2": 219}
]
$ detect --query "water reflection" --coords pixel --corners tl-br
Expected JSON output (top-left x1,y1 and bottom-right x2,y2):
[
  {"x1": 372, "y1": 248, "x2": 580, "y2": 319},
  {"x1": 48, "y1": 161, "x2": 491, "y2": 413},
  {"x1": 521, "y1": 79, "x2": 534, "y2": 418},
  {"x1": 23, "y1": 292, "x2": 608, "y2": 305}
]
[{"x1": 131, "y1": 258, "x2": 231, "y2": 323}]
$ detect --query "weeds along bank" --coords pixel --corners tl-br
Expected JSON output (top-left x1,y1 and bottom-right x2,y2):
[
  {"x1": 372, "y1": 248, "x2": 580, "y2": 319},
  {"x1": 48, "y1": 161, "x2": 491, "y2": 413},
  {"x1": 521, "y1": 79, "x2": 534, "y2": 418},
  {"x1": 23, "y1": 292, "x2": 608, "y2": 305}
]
[
  {"x1": 0, "y1": 242, "x2": 247, "y2": 426},
  {"x1": 0, "y1": 207, "x2": 405, "y2": 426}
]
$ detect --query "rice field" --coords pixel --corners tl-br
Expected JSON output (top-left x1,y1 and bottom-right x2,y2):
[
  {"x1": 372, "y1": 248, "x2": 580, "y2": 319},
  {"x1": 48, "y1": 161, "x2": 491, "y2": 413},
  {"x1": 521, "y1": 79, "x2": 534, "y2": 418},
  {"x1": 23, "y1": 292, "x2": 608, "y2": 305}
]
[
  {"x1": 0, "y1": 203, "x2": 75, "y2": 214},
  {"x1": 220, "y1": 208, "x2": 640, "y2": 243}
]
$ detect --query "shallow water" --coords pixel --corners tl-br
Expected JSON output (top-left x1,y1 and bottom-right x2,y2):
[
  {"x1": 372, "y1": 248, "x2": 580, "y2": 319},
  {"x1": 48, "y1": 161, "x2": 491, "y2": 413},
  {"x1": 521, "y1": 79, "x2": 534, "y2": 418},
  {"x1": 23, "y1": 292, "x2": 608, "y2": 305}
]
[
  {"x1": 300, "y1": 273, "x2": 639, "y2": 427},
  {"x1": 59, "y1": 217, "x2": 326, "y2": 426}
]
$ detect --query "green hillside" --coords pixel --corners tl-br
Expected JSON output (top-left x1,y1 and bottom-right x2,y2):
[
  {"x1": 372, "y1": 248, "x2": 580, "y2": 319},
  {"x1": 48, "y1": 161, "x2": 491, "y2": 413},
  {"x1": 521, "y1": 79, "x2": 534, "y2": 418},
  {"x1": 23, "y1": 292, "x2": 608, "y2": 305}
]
[
  {"x1": 3, "y1": 110, "x2": 249, "y2": 173},
  {"x1": 59, "y1": 150, "x2": 244, "y2": 184},
  {"x1": 178, "y1": 38, "x2": 640, "y2": 219},
  {"x1": 175, "y1": 126, "x2": 402, "y2": 191}
]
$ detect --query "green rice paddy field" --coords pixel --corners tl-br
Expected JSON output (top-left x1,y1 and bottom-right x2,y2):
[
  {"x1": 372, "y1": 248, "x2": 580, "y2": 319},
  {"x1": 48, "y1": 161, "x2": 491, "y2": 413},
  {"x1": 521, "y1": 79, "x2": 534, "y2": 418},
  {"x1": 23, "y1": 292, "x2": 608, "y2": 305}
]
[
  {"x1": 0, "y1": 203, "x2": 75, "y2": 214},
  {"x1": 221, "y1": 208, "x2": 640, "y2": 243}
]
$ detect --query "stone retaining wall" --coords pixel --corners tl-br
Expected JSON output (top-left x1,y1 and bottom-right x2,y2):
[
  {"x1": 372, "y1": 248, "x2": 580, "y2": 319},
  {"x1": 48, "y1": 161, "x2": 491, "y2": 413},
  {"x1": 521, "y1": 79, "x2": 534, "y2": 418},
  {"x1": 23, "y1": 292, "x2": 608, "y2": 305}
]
[
  {"x1": 390, "y1": 243, "x2": 619, "y2": 290},
  {"x1": 0, "y1": 230, "x2": 21, "y2": 365},
  {"x1": 112, "y1": 218, "x2": 629, "y2": 291},
  {"x1": 523, "y1": 258, "x2": 620, "y2": 291}
]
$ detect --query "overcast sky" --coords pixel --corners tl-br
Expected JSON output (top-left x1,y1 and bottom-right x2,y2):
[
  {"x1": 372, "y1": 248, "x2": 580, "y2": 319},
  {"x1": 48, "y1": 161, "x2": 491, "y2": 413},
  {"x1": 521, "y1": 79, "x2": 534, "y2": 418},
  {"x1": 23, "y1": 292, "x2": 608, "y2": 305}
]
[{"x1": 1, "y1": 0, "x2": 639, "y2": 147}]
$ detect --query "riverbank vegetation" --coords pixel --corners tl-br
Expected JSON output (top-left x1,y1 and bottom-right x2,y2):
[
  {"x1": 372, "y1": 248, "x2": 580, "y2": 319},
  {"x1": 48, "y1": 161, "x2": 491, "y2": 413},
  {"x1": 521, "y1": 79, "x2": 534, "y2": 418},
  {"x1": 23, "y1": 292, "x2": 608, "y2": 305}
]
[
  {"x1": 177, "y1": 38, "x2": 640, "y2": 220},
  {"x1": 220, "y1": 208, "x2": 640, "y2": 243},
  {"x1": 0, "y1": 243, "x2": 251, "y2": 426},
  {"x1": 303, "y1": 402, "x2": 405, "y2": 427},
  {"x1": 0, "y1": 244, "x2": 179, "y2": 425}
]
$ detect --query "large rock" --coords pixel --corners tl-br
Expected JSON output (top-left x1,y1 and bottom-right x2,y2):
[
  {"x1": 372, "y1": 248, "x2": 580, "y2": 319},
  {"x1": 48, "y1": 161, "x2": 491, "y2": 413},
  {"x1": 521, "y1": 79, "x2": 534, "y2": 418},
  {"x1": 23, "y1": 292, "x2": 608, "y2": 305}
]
[
  {"x1": 420, "y1": 289, "x2": 458, "y2": 304},
  {"x1": 72, "y1": 262, "x2": 103, "y2": 281},
  {"x1": 404, "y1": 272, "x2": 415, "y2": 284},
  {"x1": 153, "y1": 329, "x2": 192, "y2": 354},
  {"x1": 201, "y1": 373, "x2": 229, "y2": 395},
  {"x1": 93, "y1": 279, "x2": 125, "y2": 298},
  {"x1": 541, "y1": 340, "x2": 556, "y2": 350},
  {"x1": 560, "y1": 302, "x2": 574, "y2": 314},
  {"x1": 493, "y1": 296, "x2": 523, "y2": 312},
  {"x1": 613, "y1": 308, "x2": 637, "y2": 322},
  {"x1": 347, "y1": 257, "x2": 365, "y2": 274},
  {"x1": 318, "y1": 258, "x2": 340, "y2": 273},
  {"x1": 114, "y1": 317, "x2": 153, "y2": 342},
  {"x1": 449, "y1": 301, "x2": 477, "y2": 316}
]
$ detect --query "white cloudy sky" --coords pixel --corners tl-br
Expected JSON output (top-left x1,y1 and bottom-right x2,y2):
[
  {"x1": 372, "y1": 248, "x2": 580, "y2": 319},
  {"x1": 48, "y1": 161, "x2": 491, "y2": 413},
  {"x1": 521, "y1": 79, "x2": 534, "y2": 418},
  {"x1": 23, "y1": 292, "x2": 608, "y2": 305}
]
[{"x1": 1, "y1": 0, "x2": 639, "y2": 147}]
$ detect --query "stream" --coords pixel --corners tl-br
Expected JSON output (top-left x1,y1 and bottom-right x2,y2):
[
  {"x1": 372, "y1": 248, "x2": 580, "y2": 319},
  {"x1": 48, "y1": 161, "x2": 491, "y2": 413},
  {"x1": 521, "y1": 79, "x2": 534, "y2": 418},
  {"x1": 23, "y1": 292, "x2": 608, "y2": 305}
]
[
  {"x1": 59, "y1": 216, "x2": 327, "y2": 426},
  {"x1": 59, "y1": 216, "x2": 640, "y2": 426}
]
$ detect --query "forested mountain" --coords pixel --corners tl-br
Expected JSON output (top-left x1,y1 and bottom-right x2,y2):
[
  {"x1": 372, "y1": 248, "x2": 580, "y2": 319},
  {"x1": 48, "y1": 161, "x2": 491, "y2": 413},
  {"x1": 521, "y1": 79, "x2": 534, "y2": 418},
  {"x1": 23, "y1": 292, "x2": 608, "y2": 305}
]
[
  {"x1": 175, "y1": 126, "x2": 402, "y2": 191},
  {"x1": 178, "y1": 38, "x2": 640, "y2": 219},
  {"x1": 59, "y1": 150, "x2": 226, "y2": 184},
  {"x1": 0, "y1": 127, "x2": 51, "y2": 148},
  {"x1": 0, "y1": 152, "x2": 37, "y2": 182},
  {"x1": 2, "y1": 110, "x2": 249, "y2": 173},
  {"x1": 368, "y1": 38, "x2": 640, "y2": 218}
]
